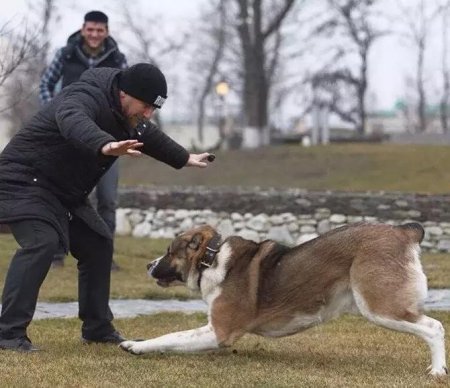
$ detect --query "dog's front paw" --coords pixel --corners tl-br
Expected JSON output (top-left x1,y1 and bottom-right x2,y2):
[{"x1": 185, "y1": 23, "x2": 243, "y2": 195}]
[
  {"x1": 119, "y1": 340, "x2": 145, "y2": 355},
  {"x1": 427, "y1": 364, "x2": 448, "y2": 378}
]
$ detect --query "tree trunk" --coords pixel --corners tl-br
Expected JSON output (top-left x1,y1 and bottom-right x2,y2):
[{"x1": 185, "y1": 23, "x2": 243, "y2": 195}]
[{"x1": 417, "y1": 36, "x2": 427, "y2": 133}]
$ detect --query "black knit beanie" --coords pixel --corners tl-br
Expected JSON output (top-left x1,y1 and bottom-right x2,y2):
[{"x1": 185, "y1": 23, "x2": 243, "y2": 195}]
[{"x1": 118, "y1": 63, "x2": 167, "y2": 109}]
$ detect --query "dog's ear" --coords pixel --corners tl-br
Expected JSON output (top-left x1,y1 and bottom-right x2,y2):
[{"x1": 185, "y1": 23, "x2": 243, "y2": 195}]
[{"x1": 188, "y1": 233, "x2": 203, "y2": 250}]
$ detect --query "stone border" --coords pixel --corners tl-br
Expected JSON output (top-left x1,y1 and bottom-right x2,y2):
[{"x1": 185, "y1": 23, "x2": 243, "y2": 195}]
[
  {"x1": 119, "y1": 186, "x2": 450, "y2": 222},
  {"x1": 116, "y1": 207, "x2": 450, "y2": 253}
]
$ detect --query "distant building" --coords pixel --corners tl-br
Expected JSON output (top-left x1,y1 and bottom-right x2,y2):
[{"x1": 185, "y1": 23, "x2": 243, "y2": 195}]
[{"x1": 366, "y1": 100, "x2": 445, "y2": 135}]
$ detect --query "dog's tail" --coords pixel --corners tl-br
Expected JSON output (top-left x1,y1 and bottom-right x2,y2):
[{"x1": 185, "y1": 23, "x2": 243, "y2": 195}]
[{"x1": 397, "y1": 222, "x2": 424, "y2": 243}]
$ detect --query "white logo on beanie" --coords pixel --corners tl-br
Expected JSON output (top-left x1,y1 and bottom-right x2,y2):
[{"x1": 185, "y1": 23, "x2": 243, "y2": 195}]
[{"x1": 154, "y1": 96, "x2": 166, "y2": 108}]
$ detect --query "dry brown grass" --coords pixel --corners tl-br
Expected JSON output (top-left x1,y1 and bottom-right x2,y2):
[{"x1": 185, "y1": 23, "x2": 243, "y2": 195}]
[
  {"x1": 120, "y1": 143, "x2": 450, "y2": 194},
  {"x1": 0, "y1": 313, "x2": 449, "y2": 387}
]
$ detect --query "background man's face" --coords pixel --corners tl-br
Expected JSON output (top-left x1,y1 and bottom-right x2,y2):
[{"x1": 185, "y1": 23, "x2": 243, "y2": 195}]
[{"x1": 81, "y1": 21, "x2": 108, "y2": 49}]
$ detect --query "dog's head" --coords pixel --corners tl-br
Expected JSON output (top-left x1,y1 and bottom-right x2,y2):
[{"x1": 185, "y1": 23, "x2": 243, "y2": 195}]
[{"x1": 147, "y1": 225, "x2": 220, "y2": 290}]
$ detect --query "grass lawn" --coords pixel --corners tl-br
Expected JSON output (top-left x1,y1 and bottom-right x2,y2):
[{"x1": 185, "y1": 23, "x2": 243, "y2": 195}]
[
  {"x1": 0, "y1": 234, "x2": 449, "y2": 302},
  {"x1": 1, "y1": 143, "x2": 450, "y2": 386},
  {"x1": 120, "y1": 143, "x2": 450, "y2": 194},
  {"x1": 0, "y1": 312, "x2": 448, "y2": 387}
]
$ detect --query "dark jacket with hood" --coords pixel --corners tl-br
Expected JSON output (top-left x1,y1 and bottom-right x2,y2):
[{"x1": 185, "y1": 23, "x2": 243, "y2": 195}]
[
  {"x1": 39, "y1": 31, "x2": 127, "y2": 104},
  {"x1": 0, "y1": 67, "x2": 189, "y2": 252},
  {"x1": 61, "y1": 31, "x2": 126, "y2": 88}
]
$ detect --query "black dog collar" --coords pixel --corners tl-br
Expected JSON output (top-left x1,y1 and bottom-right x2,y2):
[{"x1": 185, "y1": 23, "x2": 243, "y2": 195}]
[{"x1": 197, "y1": 233, "x2": 222, "y2": 287}]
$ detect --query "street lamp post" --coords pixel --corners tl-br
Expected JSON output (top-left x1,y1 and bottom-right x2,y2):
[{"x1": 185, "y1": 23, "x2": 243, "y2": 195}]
[{"x1": 215, "y1": 80, "x2": 229, "y2": 144}]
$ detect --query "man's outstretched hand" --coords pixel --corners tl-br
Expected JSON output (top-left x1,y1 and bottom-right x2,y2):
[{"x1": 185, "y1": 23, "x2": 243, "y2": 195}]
[
  {"x1": 186, "y1": 153, "x2": 216, "y2": 168},
  {"x1": 101, "y1": 140, "x2": 144, "y2": 156}
]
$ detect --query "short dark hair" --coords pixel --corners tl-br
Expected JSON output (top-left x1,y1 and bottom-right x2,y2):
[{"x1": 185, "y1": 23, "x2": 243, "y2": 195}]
[{"x1": 84, "y1": 11, "x2": 108, "y2": 25}]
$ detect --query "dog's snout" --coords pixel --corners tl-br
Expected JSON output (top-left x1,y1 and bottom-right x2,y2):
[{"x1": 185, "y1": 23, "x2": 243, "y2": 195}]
[{"x1": 147, "y1": 258, "x2": 161, "y2": 274}]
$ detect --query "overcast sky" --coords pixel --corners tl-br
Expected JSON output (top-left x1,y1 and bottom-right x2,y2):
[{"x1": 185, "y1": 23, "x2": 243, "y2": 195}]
[{"x1": 0, "y1": 0, "x2": 444, "y2": 120}]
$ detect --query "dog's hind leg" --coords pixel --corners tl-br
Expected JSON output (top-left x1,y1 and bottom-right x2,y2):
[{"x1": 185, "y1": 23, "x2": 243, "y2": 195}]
[
  {"x1": 119, "y1": 324, "x2": 219, "y2": 354},
  {"x1": 352, "y1": 288, "x2": 447, "y2": 377}
]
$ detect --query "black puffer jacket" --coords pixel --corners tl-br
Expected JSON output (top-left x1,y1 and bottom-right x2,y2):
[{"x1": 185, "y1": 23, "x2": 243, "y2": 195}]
[{"x1": 0, "y1": 67, "x2": 189, "y2": 250}]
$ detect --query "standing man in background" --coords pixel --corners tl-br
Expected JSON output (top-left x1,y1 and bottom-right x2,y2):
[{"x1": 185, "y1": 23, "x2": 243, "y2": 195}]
[{"x1": 40, "y1": 10, "x2": 126, "y2": 270}]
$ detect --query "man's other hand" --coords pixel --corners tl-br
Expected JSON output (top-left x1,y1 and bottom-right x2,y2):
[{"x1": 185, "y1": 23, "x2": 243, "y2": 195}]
[{"x1": 186, "y1": 153, "x2": 215, "y2": 168}]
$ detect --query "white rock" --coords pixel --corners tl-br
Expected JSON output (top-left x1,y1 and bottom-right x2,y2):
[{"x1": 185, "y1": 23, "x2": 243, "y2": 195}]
[
  {"x1": 269, "y1": 214, "x2": 284, "y2": 225},
  {"x1": 115, "y1": 208, "x2": 132, "y2": 236},
  {"x1": 237, "y1": 229, "x2": 260, "y2": 242},
  {"x1": 296, "y1": 233, "x2": 318, "y2": 245},
  {"x1": 149, "y1": 228, "x2": 176, "y2": 239},
  {"x1": 132, "y1": 222, "x2": 152, "y2": 238},
  {"x1": 266, "y1": 226, "x2": 294, "y2": 245},
  {"x1": 233, "y1": 221, "x2": 245, "y2": 230},
  {"x1": 205, "y1": 216, "x2": 220, "y2": 227},
  {"x1": 246, "y1": 214, "x2": 269, "y2": 231},
  {"x1": 287, "y1": 222, "x2": 299, "y2": 233},
  {"x1": 231, "y1": 212, "x2": 243, "y2": 221},
  {"x1": 217, "y1": 219, "x2": 235, "y2": 239},
  {"x1": 281, "y1": 212, "x2": 297, "y2": 223},
  {"x1": 330, "y1": 214, "x2": 346, "y2": 224},
  {"x1": 297, "y1": 219, "x2": 317, "y2": 225},
  {"x1": 425, "y1": 226, "x2": 443, "y2": 236},
  {"x1": 347, "y1": 216, "x2": 364, "y2": 223},
  {"x1": 175, "y1": 209, "x2": 190, "y2": 220},
  {"x1": 317, "y1": 219, "x2": 330, "y2": 234},
  {"x1": 437, "y1": 240, "x2": 450, "y2": 252},
  {"x1": 300, "y1": 225, "x2": 316, "y2": 234},
  {"x1": 128, "y1": 210, "x2": 145, "y2": 227},
  {"x1": 179, "y1": 218, "x2": 194, "y2": 231}
]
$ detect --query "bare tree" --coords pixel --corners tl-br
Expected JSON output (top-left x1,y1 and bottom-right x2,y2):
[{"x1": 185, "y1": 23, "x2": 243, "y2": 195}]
[
  {"x1": 190, "y1": 0, "x2": 228, "y2": 147},
  {"x1": 188, "y1": 0, "x2": 299, "y2": 149},
  {"x1": 2, "y1": 0, "x2": 57, "y2": 134},
  {"x1": 307, "y1": 0, "x2": 386, "y2": 136},
  {"x1": 114, "y1": 0, "x2": 190, "y2": 129},
  {"x1": 233, "y1": 0, "x2": 296, "y2": 147},
  {"x1": 396, "y1": 0, "x2": 440, "y2": 133},
  {"x1": 440, "y1": 1, "x2": 450, "y2": 133},
  {"x1": 0, "y1": 22, "x2": 36, "y2": 101}
]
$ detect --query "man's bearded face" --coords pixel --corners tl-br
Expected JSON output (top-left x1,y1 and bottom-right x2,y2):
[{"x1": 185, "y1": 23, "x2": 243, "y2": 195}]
[{"x1": 120, "y1": 93, "x2": 156, "y2": 127}]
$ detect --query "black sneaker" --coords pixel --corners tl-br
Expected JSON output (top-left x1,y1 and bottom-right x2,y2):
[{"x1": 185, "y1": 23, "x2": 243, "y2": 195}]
[
  {"x1": 81, "y1": 331, "x2": 126, "y2": 345},
  {"x1": 0, "y1": 335, "x2": 39, "y2": 352}
]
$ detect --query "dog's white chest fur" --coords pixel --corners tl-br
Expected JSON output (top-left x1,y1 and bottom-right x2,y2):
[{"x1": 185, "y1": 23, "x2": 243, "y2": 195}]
[{"x1": 200, "y1": 242, "x2": 232, "y2": 304}]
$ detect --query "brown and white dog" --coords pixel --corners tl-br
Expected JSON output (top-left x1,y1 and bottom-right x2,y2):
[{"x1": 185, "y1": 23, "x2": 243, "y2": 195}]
[{"x1": 120, "y1": 222, "x2": 448, "y2": 376}]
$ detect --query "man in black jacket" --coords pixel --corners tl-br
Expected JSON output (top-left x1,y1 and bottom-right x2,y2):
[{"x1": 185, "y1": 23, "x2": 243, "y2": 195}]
[
  {"x1": 0, "y1": 63, "x2": 213, "y2": 352},
  {"x1": 40, "y1": 10, "x2": 127, "y2": 270}
]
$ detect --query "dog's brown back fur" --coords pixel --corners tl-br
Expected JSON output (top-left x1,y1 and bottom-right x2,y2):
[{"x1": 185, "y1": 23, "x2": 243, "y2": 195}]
[{"x1": 210, "y1": 223, "x2": 424, "y2": 344}]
